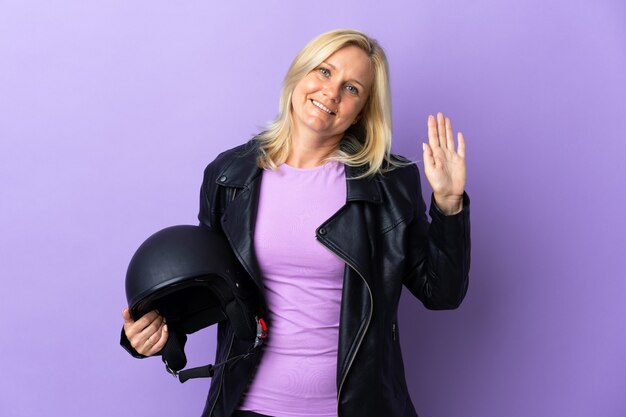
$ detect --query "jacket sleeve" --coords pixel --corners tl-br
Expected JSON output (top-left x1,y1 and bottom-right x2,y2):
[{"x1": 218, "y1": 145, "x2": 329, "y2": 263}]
[
  {"x1": 402, "y1": 164, "x2": 471, "y2": 310},
  {"x1": 198, "y1": 158, "x2": 224, "y2": 232},
  {"x1": 198, "y1": 144, "x2": 246, "y2": 232}
]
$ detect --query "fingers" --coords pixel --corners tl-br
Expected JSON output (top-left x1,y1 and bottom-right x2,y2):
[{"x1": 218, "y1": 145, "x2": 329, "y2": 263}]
[
  {"x1": 122, "y1": 307, "x2": 158, "y2": 324},
  {"x1": 426, "y1": 112, "x2": 462, "y2": 154},
  {"x1": 122, "y1": 309, "x2": 166, "y2": 355},
  {"x1": 422, "y1": 142, "x2": 435, "y2": 168},
  {"x1": 457, "y1": 131, "x2": 466, "y2": 158},
  {"x1": 147, "y1": 323, "x2": 169, "y2": 356},
  {"x1": 437, "y1": 113, "x2": 447, "y2": 150},
  {"x1": 427, "y1": 114, "x2": 439, "y2": 149},
  {"x1": 143, "y1": 322, "x2": 168, "y2": 356},
  {"x1": 126, "y1": 309, "x2": 160, "y2": 332},
  {"x1": 445, "y1": 117, "x2": 455, "y2": 151},
  {"x1": 136, "y1": 314, "x2": 164, "y2": 340},
  {"x1": 422, "y1": 112, "x2": 467, "y2": 198},
  {"x1": 427, "y1": 112, "x2": 450, "y2": 150},
  {"x1": 133, "y1": 315, "x2": 164, "y2": 355},
  {"x1": 122, "y1": 307, "x2": 132, "y2": 323}
]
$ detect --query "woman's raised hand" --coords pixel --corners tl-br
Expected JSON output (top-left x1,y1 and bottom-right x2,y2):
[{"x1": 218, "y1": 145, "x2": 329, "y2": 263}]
[
  {"x1": 122, "y1": 308, "x2": 168, "y2": 356},
  {"x1": 422, "y1": 112, "x2": 466, "y2": 215}
]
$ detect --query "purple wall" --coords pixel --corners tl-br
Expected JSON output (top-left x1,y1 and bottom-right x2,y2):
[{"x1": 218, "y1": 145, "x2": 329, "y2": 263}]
[{"x1": 1, "y1": 1, "x2": 624, "y2": 416}]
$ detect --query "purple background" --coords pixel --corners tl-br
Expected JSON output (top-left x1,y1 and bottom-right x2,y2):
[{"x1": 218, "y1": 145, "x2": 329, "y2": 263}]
[{"x1": 1, "y1": 1, "x2": 625, "y2": 416}]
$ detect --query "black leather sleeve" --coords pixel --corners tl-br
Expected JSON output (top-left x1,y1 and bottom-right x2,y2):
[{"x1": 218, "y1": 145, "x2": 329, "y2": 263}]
[
  {"x1": 198, "y1": 156, "x2": 224, "y2": 232},
  {"x1": 402, "y1": 164, "x2": 471, "y2": 310},
  {"x1": 198, "y1": 146, "x2": 245, "y2": 232}
]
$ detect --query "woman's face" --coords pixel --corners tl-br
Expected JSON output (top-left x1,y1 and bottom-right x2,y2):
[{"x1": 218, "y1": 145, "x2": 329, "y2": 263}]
[{"x1": 290, "y1": 45, "x2": 374, "y2": 143}]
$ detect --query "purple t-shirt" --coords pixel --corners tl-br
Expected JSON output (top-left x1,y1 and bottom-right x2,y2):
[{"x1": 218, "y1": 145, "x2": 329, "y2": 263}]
[{"x1": 238, "y1": 161, "x2": 346, "y2": 417}]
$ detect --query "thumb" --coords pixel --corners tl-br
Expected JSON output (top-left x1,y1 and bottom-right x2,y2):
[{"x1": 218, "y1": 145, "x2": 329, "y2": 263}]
[
  {"x1": 422, "y1": 142, "x2": 435, "y2": 168},
  {"x1": 122, "y1": 307, "x2": 133, "y2": 323}
]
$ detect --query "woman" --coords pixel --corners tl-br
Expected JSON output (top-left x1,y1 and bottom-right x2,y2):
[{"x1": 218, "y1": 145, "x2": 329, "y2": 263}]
[{"x1": 122, "y1": 29, "x2": 470, "y2": 417}]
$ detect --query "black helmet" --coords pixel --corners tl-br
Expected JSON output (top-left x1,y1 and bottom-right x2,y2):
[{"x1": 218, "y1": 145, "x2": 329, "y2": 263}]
[{"x1": 125, "y1": 225, "x2": 267, "y2": 382}]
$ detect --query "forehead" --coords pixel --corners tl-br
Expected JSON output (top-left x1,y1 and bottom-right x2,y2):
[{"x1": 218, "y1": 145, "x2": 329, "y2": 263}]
[{"x1": 323, "y1": 45, "x2": 374, "y2": 88}]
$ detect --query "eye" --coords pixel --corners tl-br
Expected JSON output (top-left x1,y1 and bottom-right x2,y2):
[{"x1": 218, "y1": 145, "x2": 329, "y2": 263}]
[
  {"x1": 345, "y1": 84, "x2": 359, "y2": 95},
  {"x1": 318, "y1": 67, "x2": 331, "y2": 77}
]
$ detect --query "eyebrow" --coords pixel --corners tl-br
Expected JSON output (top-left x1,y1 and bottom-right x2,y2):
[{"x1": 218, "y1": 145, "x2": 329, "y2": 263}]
[{"x1": 321, "y1": 61, "x2": 366, "y2": 89}]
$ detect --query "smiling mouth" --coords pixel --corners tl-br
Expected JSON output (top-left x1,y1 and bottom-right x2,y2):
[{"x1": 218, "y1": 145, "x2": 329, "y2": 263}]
[{"x1": 310, "y1": 99, "x2": 336, "y2": 115}]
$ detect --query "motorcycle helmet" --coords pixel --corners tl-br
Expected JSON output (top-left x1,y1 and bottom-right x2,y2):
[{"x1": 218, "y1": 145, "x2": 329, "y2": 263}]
[{"x1": 125, "y1": 225, "x2": 267, "y2": 382}]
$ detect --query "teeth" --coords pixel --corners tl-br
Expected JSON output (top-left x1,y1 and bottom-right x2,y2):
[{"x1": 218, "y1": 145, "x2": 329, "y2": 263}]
[{"x1": 312, "y1": 100, "x2": 334, "y2": 114}]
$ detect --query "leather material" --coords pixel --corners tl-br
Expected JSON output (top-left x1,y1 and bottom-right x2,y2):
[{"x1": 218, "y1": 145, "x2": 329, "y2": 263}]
[
  {"x1": 196, "y1": 139, "x2": 470, "y2": 417},
  {"x1": 122, "y1": 137, "x2": 470, "y2": 417}
]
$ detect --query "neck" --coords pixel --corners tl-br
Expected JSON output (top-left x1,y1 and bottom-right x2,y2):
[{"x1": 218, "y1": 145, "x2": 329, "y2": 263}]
[{"x1": 286, "y1": 125, "x2": 343, "y2": 169}]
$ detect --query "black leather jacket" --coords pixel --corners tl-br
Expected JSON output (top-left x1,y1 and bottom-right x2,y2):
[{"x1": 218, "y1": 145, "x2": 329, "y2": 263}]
[{"x1": 195, "y1": 139, "x2": 471, "y2": 417}]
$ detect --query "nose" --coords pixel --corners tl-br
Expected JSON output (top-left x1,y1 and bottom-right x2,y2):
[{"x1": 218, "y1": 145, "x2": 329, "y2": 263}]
[{"x1": 323, "y1": 81, "x2": 341, "y2": 102}]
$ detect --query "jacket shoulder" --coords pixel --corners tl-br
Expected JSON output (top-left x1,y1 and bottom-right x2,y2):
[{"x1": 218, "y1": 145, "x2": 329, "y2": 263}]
[
  {"x1": 203, "y1": 139, "x2": 258, "y2": 177},
  {"x1": 380, "y1": 154, "x2": 422, "y2": 194},
  {"x1": 198, "y1": 139, "x2": 259, "y2": 230},
  {"x1": 374, "y1": 154, "x2": 426, "y2": 224}
]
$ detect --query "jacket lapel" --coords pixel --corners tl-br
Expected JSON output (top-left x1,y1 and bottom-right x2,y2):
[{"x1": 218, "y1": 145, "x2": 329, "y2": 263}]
[
  {"x1": 217, "y1": 143, "x2": 265, "y2": 290},
  {"x1": 215, "y1": 140, "x2": 383, "y2": 290},
  {"x1": 317, "y1": 164, "x2": 383, "y2": 287}
]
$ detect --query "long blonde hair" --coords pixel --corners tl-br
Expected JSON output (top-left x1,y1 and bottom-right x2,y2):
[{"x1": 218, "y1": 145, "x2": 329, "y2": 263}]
[{"x1": 256, "y1": 29, "x2": 401, "y2": 178}]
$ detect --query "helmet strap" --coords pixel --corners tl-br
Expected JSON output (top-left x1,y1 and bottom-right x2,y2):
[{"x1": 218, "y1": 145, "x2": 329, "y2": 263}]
[{"x1": 165, "y1": 316, "x2": 268, "y2": 384}]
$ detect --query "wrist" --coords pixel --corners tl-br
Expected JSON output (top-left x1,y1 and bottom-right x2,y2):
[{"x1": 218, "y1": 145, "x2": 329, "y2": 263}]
[{"x1": 433, "y1": 193, "x2": 463, "y2": 215}]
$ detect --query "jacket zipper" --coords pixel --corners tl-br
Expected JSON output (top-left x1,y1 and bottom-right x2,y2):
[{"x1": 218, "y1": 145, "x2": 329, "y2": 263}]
[
  {"x1": 208, "y1": 322, "x2": 236, "y2": 416},
  {"x1": 336, "y1": 258, "x2": 372, "y2": 417},
  {"x1": 316, "y1": 237, "x2": 373, "y2": 417}
]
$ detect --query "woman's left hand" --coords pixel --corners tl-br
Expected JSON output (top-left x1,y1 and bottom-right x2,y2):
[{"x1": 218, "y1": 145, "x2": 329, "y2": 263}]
[{"x1": 422, "y1": 112, "x2": 466, "y2": 215}]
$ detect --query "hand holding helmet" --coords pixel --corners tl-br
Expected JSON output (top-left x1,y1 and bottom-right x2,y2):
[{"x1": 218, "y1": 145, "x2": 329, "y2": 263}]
[
  {"x1": 122, "y1": 307, "x2": 168, "y2": 356},
  {"x1": 122, "y1": 225, "x2": 265, "y2": 381}
]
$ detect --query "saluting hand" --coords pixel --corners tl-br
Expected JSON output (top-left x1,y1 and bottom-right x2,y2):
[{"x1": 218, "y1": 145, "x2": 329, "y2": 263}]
[{"x1": 422, "y1": 112, "x2": 466, "y2": 215}]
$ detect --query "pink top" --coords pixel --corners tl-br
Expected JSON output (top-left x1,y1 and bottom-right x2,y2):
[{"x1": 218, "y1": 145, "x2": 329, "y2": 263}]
[{"x1": 237, "y1": 161, "x2": 346, "y2": 417}]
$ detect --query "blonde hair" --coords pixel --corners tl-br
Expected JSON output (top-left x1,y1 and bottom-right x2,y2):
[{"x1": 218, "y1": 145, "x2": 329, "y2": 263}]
[{"x1": 256, "y1": 28, "x2": 402, "y2": 178}]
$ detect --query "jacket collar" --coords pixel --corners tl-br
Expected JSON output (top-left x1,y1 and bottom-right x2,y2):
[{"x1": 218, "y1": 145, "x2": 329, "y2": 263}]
[{"x1": 217, "y1": 139, "x2": 383, "y2": 204}]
